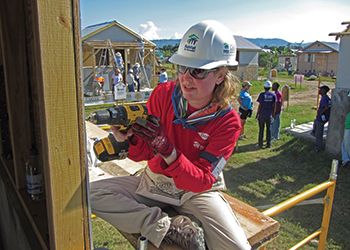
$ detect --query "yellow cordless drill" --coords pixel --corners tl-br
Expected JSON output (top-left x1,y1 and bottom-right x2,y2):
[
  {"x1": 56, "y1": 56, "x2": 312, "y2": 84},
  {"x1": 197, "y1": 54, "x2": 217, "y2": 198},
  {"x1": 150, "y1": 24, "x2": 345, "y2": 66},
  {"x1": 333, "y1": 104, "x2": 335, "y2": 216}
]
[{"x1": 88, "y1": 103, "x2": 147, "y2": 161}]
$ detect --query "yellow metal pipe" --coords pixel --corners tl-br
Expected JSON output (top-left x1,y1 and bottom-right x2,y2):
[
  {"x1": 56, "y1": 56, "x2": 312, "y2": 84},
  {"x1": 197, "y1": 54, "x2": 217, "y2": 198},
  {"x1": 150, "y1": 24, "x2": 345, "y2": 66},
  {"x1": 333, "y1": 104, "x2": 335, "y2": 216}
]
[
  {"x1": 263, "y1": 160, "x2": 338, "y2": 249},
  {"x1": 263, "y1": 181, "x2": 335, "y2": 217},
  {"x1": 318, "y1": 182, "x2": 336, "y2": 250},
  {"x1": 289, "y1": 230, "x2": 321, "y2": 250}
]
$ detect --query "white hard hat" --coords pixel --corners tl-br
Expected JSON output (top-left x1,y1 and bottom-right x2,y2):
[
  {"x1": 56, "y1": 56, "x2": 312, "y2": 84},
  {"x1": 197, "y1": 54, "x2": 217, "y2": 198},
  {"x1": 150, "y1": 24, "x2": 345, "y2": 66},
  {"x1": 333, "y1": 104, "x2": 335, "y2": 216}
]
[
  {"x1": 264, "y1": 80, "x2": 272, "y2": 88},
  {"x1": 242, "y1": 81, "x2": 252, "y2": 87},
  {"x1": 169, "y1": 20, "x2": 238, "y2": 69},
  {"x1": 128, "y1": 68, "x2": 133, "y2": 73}
]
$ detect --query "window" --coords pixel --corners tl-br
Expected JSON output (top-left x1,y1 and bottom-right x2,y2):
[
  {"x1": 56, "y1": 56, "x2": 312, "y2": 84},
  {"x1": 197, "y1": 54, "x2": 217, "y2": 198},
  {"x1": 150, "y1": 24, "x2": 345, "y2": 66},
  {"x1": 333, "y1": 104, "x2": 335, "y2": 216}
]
[{"x1": 305, "y1": 54, "x2": 315, "y2": 63}]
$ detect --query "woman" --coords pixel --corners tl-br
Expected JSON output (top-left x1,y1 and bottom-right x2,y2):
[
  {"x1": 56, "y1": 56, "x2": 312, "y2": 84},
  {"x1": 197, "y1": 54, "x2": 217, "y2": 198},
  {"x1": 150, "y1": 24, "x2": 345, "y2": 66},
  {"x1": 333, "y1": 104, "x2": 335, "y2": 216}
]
[
  {"x1": 90, "y1": 20, "x2": 251, "y2": 250},
  {"x1": 238, "y1": 81, "x2": 253, "y2": 139}
]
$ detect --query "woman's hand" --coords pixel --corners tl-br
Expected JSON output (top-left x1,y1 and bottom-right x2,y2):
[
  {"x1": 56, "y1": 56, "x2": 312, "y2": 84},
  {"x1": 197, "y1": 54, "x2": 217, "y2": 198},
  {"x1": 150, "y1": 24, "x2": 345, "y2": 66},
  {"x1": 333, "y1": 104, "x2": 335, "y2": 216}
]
[
  {"x1": 110, "y1": 125, "x2": 133, "y2": 142},
  {"x1": 131, "y1": 116, "x2": 175, "y2": 158}
]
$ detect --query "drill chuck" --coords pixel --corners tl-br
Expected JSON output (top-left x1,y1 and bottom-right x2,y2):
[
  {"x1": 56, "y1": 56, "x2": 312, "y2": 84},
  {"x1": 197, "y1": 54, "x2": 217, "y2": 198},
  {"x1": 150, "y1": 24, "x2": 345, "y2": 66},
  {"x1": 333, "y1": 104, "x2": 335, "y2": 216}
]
[{"x1": 89, "y1": 103, "x2": 147, "y2": 126}]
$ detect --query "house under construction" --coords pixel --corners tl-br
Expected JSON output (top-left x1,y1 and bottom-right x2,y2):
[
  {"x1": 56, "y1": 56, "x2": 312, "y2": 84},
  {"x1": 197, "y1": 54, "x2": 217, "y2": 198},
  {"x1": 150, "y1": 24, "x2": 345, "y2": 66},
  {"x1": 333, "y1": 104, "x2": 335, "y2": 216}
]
[{"x1": 82, "y1": 20, "x2": 157, "y2": 93}]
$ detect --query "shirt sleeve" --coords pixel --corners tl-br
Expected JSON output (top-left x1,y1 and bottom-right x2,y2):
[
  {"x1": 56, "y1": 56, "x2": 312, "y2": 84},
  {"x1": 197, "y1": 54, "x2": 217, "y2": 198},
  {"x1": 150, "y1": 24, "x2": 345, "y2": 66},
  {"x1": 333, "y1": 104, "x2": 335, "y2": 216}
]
[{"x1": 128, "y1": 135, "x2": 154, "y2": 161}]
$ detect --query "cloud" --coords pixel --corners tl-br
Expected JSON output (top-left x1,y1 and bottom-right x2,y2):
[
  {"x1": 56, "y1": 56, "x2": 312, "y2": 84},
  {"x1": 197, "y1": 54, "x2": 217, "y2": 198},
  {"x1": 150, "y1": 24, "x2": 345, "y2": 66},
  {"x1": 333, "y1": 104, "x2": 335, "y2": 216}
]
[
  {"x1": 170, "y1": 32, "x2": 183, "y2": 39},
  {"x1": 139, "y1": 21, "x2": 160, "y2": 40}
]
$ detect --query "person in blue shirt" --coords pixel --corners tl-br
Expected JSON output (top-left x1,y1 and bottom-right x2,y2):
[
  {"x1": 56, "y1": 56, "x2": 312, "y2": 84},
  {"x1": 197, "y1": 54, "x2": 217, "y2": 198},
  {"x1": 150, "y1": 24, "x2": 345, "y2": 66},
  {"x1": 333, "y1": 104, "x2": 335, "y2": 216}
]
[
  {"x1": 256, "y1": 80, "x2": 276, "y2": 148},
  {"x1": 238, "y1": 81, "x2": 253, "y2": 139},
  {"x1": 311, "y1": 85, "x2": 331, "y2": 152},
  {"x1": 159, "y1": 68, "x2": 168, "y2": 84}
]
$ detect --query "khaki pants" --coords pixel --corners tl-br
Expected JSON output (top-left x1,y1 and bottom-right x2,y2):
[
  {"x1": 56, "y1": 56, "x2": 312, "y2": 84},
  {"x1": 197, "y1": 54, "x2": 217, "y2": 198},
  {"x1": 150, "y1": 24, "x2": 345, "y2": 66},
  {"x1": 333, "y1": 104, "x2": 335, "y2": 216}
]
[{"x1": 90, "y1": 176, "x2": 251, "y2": 250}]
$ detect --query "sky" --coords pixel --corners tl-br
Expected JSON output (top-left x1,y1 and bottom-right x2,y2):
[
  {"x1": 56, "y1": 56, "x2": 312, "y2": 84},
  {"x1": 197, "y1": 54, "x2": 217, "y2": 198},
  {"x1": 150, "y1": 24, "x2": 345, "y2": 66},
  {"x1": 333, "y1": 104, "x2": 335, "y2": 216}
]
[{"x1": 80, "y1": 0, "x2": 349, "y2": 43}]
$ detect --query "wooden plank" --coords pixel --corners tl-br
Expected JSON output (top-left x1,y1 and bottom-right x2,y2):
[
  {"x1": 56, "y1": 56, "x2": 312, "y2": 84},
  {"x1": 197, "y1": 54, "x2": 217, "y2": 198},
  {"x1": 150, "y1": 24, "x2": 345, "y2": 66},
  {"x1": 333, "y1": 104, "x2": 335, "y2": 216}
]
[
  {"x1": 34, "y1": 0, "x2": 90, "y2": 249},
  {"x1": 222, "y1": 193, "x2": 280, "y2": 248}
]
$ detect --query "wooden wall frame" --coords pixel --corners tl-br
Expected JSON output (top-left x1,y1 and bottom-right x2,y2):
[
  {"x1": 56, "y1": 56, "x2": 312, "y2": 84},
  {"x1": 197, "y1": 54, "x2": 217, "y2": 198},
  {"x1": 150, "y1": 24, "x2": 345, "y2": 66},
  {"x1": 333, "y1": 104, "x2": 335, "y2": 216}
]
[{"x1": 0, "y1": 0, "x2": 90, "y2": 249}]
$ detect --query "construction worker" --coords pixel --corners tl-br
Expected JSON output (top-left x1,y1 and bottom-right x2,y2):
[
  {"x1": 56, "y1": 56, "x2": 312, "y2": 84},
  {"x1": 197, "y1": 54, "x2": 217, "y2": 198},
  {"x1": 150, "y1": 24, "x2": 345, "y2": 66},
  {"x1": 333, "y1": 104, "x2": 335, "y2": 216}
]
[
  {"x1": 271, "y1": 82, "x2": 283, "y2": 141},
  {"x1": 90, "y1": 20, "x2": 251, "y2": 250},
  {"x1": 95, "y1": 74, "x2": 105, "y2": 96},
  {"x1": 256, "y1": 80, "x2": 276, "y2": 148},
  {"x1": 126, "y1": 68, "x2": 136, "y2": 92},
  {"x1": 341, "y1": 110, "x2": 350, "y2": 168},
  {"x1": 115, "y1": 52, "x2": 124, "y2": 72},
  {"x1": 159, "y1": 68, "x2": 168, "y2": 83},
  {"x1": 311, "y1": 85, "x2": 331, "y2": 152},
  {"x1": 238, "y1": 81, "x2": 253, "y2": 139},
  {"x1": 132, "y1": 63, "x2": 141, "y2": 92},
  {"x1": 112, "y1": 68, "x2": 123, "y2": 99}
]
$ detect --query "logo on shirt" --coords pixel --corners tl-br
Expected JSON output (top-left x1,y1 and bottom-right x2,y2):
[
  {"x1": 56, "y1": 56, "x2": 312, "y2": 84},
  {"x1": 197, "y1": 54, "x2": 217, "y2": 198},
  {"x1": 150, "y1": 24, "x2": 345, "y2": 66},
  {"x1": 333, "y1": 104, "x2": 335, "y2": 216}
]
[
  {"x1": 193, "y1": 132, "x2": 209, "y2": 150},
  {"x1": 198, "y1": 132, "x2": 209, "y2": 140},
  {"x1": 193, "y1": 141, "x2": 205, "y2": 150},
  {"x1": 184, "y1": 34, "x2": 199, "y2": 52},
  {"x1": 264, "y1": 93, "x2": 274, "y2": 102}
]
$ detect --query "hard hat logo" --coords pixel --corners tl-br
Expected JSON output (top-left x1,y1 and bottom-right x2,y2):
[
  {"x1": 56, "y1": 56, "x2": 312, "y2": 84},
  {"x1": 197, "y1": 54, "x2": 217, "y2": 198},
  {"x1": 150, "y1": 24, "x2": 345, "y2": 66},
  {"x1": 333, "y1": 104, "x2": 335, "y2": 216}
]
[
  {"x1": 187, "y1": 34, "x2": 199, "y2": 45},
  {"x1": 184, "y1": 34, "x2": 199, "y2": 52},
  {"x1": 223, "y1": 43, "x2": 235, "y2": 55}
]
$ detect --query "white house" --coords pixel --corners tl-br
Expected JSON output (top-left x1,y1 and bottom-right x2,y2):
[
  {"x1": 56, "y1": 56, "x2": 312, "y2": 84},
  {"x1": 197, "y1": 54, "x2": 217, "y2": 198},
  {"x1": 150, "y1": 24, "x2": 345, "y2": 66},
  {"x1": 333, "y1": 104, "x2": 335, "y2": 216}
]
[{"x1": 234, "y1": 35, "x2": 262, "y2": 80}]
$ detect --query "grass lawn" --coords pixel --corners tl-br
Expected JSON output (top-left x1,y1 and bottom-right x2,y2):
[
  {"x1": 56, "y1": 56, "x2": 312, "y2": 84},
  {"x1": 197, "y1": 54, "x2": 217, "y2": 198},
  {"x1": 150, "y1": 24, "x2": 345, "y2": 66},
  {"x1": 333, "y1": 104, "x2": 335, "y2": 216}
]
[
  {"x1": 226, "y1": 103, "x2": 349, "y2": 249},
  {"x1": 89, "y1": 84, "x2": 349, "y2": 249}
]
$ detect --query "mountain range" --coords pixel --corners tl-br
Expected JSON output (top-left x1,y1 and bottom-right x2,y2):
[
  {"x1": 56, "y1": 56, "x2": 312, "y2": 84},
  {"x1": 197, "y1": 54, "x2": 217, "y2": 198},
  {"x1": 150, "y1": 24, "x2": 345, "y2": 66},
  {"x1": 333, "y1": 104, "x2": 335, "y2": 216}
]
[{"x1": 152, "y1": 38, "x2": 337, "y2": 49}]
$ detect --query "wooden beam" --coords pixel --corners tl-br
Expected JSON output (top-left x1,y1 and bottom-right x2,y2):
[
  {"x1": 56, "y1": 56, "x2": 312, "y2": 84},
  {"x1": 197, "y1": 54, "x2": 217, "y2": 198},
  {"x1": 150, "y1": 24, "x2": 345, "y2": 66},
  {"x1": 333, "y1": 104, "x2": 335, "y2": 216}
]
[
  {"x1": 85, "y1": 40, "x2": 155, "y2": 49},
  {"x1": 34, "y1": 0, "x2": 90, "y2": 249}
]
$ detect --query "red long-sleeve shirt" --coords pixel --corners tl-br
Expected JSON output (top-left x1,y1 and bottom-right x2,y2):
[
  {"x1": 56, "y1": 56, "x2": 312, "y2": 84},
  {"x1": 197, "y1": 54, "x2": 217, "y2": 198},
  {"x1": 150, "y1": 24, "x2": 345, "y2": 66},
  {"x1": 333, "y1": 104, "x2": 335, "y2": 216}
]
[{"x1": 128, "y1": 81, "x2": 241, "y2": 193}]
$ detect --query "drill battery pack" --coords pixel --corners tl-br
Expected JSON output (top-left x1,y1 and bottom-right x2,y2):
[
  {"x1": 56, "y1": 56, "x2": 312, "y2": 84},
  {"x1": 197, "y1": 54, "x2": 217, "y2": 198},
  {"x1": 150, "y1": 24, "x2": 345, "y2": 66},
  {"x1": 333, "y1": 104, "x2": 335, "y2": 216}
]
[{"x1": 93, "y1": 133, "x2": 129, "y2": 162}]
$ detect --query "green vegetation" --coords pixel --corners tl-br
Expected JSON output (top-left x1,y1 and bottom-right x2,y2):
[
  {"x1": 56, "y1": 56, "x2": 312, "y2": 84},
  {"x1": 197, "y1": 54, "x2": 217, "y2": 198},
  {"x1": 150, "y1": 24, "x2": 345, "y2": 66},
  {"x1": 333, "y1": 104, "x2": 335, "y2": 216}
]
[
  {"x1": 92, "y1": 217, "x2": 133, "y2": 250},
  {"x1": 89, "y1": 82, "x2": 349, "y2": 249}
]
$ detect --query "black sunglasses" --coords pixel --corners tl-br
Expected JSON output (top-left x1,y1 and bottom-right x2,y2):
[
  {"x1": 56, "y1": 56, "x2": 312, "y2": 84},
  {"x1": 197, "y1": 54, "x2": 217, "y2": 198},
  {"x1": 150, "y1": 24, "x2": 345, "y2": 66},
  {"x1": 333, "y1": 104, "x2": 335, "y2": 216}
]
[{"x1": 177, "y1": 65, "x2": 217, "y2": 80}]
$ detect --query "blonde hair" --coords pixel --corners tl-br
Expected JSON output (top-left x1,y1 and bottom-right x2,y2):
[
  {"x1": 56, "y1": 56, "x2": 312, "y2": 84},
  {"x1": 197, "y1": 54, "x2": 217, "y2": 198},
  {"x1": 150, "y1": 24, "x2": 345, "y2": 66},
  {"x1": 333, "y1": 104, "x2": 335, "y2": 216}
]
[{"x1": 211, "y1": 70, "x2": 239, "y2": 108}]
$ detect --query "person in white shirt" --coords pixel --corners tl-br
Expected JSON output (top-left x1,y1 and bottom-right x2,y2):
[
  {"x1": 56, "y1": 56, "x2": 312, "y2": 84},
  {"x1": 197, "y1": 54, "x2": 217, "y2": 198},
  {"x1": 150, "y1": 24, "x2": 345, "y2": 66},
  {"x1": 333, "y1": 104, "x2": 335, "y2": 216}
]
[{"x1": 126, "y1": 68, "x2": 137, "y2": 92}]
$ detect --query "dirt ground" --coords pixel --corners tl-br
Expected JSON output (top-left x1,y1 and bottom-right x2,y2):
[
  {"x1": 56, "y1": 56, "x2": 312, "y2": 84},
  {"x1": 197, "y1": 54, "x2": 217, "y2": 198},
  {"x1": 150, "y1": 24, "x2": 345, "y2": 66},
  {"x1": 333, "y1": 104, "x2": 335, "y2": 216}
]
[{"x1": 252, "y1": 78, "x2": 336, "y2": 108}]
